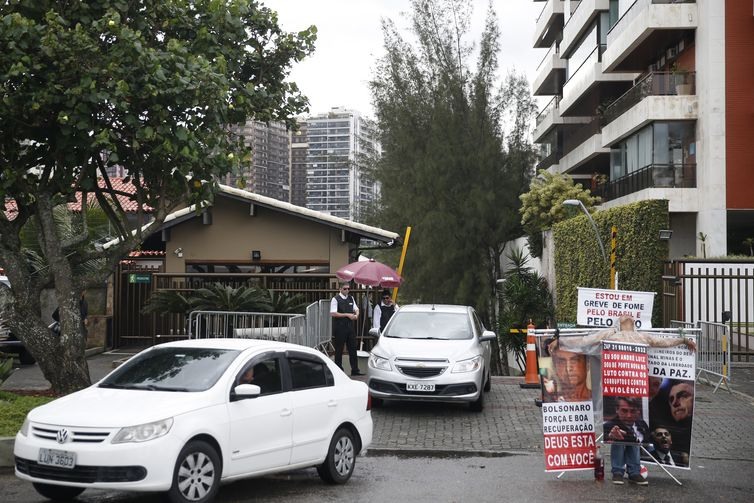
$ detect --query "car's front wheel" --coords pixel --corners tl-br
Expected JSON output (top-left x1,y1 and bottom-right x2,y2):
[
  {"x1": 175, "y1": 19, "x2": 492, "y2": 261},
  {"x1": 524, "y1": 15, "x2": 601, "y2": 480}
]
[
  {"x1": 469, "y1": 388, "x2": 485, "y2": 412},
  {"x1": 32, "y1": 482, "x2": 85, "y2": 501},
  {"x1": 317, "y1": 427, "x2": 356, "y2": 484},
  {"x1": 166, "y1": 440, "x2": 221, "y2": 503}
]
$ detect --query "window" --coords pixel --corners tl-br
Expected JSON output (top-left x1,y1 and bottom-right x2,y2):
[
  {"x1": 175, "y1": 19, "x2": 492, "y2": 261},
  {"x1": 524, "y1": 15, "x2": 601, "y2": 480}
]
[
  {"x1": 236, "y1": 357, "x2": 283, "y2": 395},
  {"x1": 288, "y1": 356, "x2": 334, "y2": 390}
]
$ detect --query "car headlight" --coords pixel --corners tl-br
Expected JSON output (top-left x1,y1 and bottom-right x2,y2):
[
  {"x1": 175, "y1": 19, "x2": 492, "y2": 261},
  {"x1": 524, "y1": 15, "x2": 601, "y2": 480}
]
[
  {"x1": 19, "y1": 417, "x2": 30, "y2": 437},
  {"x1": 112, "y1": 418, "x2": 173, "y2": 444},
  {"x1": 369, "y1": 353, "x2": 392, "y2": 371},
  {"x1": 452, "y1": 355, "x2": 482, "y2": 373}
]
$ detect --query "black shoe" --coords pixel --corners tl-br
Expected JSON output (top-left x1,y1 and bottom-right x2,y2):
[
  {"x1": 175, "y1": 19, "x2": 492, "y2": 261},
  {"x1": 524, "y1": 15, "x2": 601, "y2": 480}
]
[
  {"x1": 612, "y1": 473, "x2": 624, "y2": 485},
  {"x1": 351, "y1": 370, "x2": 364, "y2": 376},
  {"x1": 628, "y1": 474, "x2": 648, "y2": 486}
]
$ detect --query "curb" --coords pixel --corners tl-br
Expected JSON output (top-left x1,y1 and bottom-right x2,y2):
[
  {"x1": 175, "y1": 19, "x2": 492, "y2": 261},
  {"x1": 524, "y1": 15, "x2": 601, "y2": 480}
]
[
  {"x1": 0, "y1": 437, "x2": 13, "y2": 468},
  {"x1": 365, "y1": 447, "x2": 532, "y2": 459}
]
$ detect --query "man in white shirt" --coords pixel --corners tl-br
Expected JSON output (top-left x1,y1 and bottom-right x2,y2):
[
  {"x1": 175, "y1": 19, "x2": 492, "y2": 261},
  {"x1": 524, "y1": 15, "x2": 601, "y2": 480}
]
[
  {"x1": 330, "y1": 282, "x2": 361, "y2": 375},
  {"x1": 372, "y1": 290, "x2": 399, "y2": 333}
]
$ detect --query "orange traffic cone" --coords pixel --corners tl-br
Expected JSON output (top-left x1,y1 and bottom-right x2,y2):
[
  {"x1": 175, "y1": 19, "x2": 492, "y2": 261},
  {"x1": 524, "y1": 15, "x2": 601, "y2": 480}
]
[{"x1": 520, "y1": 320, "x2": 540, "y2": 389}]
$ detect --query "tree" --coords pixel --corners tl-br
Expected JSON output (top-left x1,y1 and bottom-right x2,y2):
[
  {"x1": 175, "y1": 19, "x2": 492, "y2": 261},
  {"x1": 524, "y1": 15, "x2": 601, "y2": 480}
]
[
  {"x1": 368, "y1": 0, "x2": 535, "y2": 374},
  {"x1": 519, "y1": 170, "x2": 600, "y2": 257},
  {"x1": 0, "y1": 1, "x2": 315, "y2": 394},
  {"x1": 498, "y1": 247, "x2": 554, "y2": 372}
]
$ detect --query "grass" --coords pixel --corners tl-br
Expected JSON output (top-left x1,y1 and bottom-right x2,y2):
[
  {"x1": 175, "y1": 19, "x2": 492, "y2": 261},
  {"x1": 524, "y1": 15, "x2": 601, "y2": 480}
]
[{"x1": 0, "y1": 391, "x2": 55, "y2": 437}]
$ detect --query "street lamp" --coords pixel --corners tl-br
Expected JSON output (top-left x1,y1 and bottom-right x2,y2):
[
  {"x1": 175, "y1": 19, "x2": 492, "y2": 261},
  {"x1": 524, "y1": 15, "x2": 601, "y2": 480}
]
[{"x1": 562, "y1": 199, "x2": 607, "y2": 265}]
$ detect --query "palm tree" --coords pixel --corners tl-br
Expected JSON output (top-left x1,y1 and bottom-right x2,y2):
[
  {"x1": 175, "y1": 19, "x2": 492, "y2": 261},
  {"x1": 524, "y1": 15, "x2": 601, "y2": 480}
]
[{"x1": 190, "y1": 283, "x2": 272, "y2": 312}]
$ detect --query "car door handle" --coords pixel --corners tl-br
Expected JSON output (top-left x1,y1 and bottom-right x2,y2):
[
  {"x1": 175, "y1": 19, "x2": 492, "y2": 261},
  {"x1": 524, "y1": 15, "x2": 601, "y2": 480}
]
[
  {"x1": 280, "y1": 408, "x2": 292, "y2": 417},
  {"x1": 327, "y1": 400, "x2": 337, "y2": 408}
]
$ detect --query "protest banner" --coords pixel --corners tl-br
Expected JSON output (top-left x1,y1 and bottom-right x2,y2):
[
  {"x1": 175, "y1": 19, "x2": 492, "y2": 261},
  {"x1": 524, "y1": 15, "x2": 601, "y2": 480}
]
[
  {"x1": 642, "y1": 337, "x2": 696, "y2": 469},
  {"x1": 537, "y1": 336, "x2": 596, "y2": 472},
  {"x1": 601, "y1": 341, "x2": 651, "y2": 446},
  {"x1": 577, "y1": 288, "x2": 655, "y2": 329}
]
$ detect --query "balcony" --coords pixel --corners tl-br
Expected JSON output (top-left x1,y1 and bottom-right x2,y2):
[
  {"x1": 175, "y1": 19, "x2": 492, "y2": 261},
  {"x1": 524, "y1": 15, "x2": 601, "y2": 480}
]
[
  {"x1": 560, "y1": 45, "x2": 637, "y2": 116},
  {"x1": 537, "y1": 147, "x2": 562, "y2": 171},
  {"x1": 558, "y1": 116, "x2": 610, "y2": 174},
  {"x1": 595, "y1": 163, "x2": 696, "y2": 202},
  {"x1": 601, "y1": 71, "x2": 698, "y2": 146},
  {"x1": 561, "y1": 0, "x2": 610, "y2": 58},
  {"x1": 533, "y1": 42, "x2": 567, "y2": 96},
  {"x1": 603, "y1": 0, "x2": 697, "y2": 72},
  {"x1": 534, "y1": 0, "x2": 565, "y2": 49},
  {"x1": 533, "y1": 96, "x2": 592, "y2": 143}
]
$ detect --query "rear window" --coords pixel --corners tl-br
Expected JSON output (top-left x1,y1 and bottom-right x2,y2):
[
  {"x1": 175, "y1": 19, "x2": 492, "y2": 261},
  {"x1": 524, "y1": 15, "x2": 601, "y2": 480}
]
[{"x1": 383, "y1": 311, "x2": 472, "y2": 340}]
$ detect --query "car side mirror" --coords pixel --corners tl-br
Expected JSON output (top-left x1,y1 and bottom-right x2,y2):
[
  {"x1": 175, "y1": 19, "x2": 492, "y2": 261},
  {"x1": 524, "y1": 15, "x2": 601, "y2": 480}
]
[
  {"x1": 369, "y1": 327, "x2": 380, "y2": 337},
  {"x1": 480, "y1": 330, "x2": 496, "y2": 343},
  {"x1": 232, "y1": 383, "x2": 261, "y2": 401}
]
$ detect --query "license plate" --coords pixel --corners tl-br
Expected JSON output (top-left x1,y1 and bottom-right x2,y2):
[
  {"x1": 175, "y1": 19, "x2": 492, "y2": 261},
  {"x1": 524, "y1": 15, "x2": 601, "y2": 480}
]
[
  {"x1": 406, "y1": 382, "x2": 435, "y2": 392},
  {"x1": 38, "y1": 448, "x2": 76, "y2": 469}
]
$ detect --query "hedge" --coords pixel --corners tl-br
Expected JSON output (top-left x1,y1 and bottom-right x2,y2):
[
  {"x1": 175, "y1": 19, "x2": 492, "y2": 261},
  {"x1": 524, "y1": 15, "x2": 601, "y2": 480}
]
[{"x1": 554, "y1": 199, "x2": 669, "y2": 326}]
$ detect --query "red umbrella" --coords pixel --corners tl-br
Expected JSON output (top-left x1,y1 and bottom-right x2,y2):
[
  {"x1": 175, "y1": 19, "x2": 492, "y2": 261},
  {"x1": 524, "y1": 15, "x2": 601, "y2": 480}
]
[{"x1": 336, "y1": 259, "x2": 403, "y2": 288}]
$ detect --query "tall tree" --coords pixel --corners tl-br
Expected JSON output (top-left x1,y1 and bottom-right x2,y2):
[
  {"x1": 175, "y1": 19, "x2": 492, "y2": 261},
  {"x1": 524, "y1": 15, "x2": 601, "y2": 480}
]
[
  {"x1": 0, "y1": 0, "x2": 314, "y2": 393},
  {"x1": 369, "y1": 0, "x2": 536, "y2": 373}
]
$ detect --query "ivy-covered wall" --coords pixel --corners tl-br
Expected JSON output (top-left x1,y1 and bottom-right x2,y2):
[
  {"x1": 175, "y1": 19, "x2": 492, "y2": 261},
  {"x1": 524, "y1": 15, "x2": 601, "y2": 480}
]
[{"x1": 554, "y1": 199, "x2": 669, "y2": 326}]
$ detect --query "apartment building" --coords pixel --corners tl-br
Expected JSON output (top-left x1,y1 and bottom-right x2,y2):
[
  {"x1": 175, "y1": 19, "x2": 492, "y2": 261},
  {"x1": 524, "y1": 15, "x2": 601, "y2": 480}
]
[
  {"x1": 226, "y1": 120, "x2": 290, "y2": 202},
  {"x1": 290, "y1": 121, "x2": 308, "y2": 207},
  {"x1": 305, "y1": 107, "x2": 380, "y2": 221},
  {"x1": 532, "y1": 0, "x2": 754, "y2": 257}
]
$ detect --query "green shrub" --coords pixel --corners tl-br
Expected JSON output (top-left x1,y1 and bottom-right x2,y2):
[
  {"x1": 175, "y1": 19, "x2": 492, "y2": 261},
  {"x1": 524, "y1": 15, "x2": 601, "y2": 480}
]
[
  {"x1": 554, "y1": 199, "x2": 669, "y2": 326},
  {"x1": 0, "y1": 391, "x2": 55, "y2": 437}
]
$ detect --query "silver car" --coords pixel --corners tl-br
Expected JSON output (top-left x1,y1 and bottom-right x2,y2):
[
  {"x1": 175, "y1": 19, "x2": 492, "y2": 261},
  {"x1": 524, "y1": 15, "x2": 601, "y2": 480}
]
[{"x1": 366, "y1": 304, "x2": 495, "y2": 412}]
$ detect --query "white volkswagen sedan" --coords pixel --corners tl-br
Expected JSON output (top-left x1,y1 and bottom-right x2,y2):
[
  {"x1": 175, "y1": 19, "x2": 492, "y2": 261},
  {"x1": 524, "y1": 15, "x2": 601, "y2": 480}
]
[
  {"x1": 367, "y1": 304, "x2": 495, "y2": 412},
  {"x1": 14, "y1": 339, "x2": 372, "y2": 503}
]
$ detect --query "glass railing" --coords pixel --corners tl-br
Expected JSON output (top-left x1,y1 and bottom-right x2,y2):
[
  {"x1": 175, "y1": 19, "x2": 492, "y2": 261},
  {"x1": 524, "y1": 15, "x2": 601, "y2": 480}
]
[
  {"x1": 562, "y1": 116, "x2": 602, "y2": 155},
  {"x1": 535, "y1": 96, "x2": 561, "y2": 126},
  {"x1": 536, "y1": 149, "x2": 563, "y2": 170},
  {"x1": 536, "y1": 42, "x2": 560, "y2": 72},
  {"x1": 609, "y1": 0, "x2": 696, "y2": 36},
  {"x1": 602, "y1": 71, "x2": 696, "y2": 124},
  {"x1": 536, "y1": 0, "x2": 549, "y2": 23},
  {"x1": 595, "y1": 163, "x2": 696, "y2": 201},
  {"x1": 565, "y1": 44, "x2": 599, "y2": 84}
]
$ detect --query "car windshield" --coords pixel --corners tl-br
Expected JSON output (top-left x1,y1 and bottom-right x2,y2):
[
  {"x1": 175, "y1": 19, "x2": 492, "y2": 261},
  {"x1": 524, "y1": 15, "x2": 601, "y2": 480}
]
[
  {"x1": 383, "y1": 311, "x2": 472, "y2": 340},
  {"x1": 99, "y1": 347, "x2": 240, "y2": 392}
]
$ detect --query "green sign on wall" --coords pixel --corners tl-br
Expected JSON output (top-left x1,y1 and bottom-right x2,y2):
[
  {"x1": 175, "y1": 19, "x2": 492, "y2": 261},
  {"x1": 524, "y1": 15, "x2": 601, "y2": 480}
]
[{"x1": 128, "y1": 273, "x2": 151, "y2": 284}]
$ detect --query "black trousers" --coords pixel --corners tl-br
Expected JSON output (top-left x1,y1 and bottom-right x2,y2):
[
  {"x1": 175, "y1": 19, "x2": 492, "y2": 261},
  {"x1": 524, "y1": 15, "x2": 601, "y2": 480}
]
[{"x1": 333, "y1": 325, "x2": 359, "y2": 372}]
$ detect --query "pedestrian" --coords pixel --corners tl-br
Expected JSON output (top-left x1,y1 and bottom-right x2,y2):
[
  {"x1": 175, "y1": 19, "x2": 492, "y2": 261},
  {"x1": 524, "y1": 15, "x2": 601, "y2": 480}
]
[
  {"x1": 372, "y1": 290, "x2": 399, "y2": 333},
  {"x1": 548, "y1": 315, "x2": 696, "y2": 487},
  {"x1": 330, "y1": 281, "x2": 361, "y2": 375}
]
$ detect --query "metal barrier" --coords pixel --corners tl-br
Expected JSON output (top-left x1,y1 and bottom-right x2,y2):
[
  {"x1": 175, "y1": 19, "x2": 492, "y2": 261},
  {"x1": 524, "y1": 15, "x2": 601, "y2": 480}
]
[
  {"x1": 697, "y1": 321, "x2": 730, "y2": 392},
  {"x1": 186, "y1": 301, "x2": 334, "y2": 354},
  {"x1": 672, "y1": 320, "x2": 730, "y2": 392},
  {"x1": 187, "y1": 310, "x2": 304, "y2": 344}
]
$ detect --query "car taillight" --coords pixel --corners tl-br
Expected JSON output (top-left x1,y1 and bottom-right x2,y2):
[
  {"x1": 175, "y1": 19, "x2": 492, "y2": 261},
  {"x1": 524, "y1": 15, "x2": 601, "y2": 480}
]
[{"x1": 366, "y1": 394, "x2": 372, "y2": 411}]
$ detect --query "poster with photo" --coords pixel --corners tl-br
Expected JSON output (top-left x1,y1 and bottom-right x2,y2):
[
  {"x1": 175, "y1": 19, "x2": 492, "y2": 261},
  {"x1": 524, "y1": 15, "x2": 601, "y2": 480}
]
[
  {"x1": 641, "y1": 338, "x2": 696, "y2": 469},
  {"x1": 537, "y1": 336, "x2": 596, "y2": 472},
  {"x1": 601, "y1": 341, "x2": 651, "y2": 446}
]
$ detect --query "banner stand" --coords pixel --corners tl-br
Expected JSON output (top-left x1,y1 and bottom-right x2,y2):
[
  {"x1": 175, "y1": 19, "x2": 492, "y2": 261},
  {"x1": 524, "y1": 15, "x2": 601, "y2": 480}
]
[
  {"x1": 555, "y1": 433, "x2": 604, "y2": 480},
  {"x1": 639, "y1": 445, "x2": 683, "y2": 486},
  {"x1": 554, "y1": 435, "x2": 683, "y2": 486}
]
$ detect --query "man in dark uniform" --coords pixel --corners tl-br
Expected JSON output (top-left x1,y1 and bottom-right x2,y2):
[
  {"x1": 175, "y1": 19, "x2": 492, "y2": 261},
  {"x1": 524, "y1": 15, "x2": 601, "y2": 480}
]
[
  {"x1": 372, "y1": 290, "x2": 398, "y2": 333},
  {"x1": 330, "y1": 282, "x2": 361, "y2": 375}
]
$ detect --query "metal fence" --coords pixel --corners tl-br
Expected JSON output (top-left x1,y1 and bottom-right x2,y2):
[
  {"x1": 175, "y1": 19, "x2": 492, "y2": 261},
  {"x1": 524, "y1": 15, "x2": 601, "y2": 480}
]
[
  {"x1": 663, "y1": 260, "x2": 754, "y2": 362},
  {"x1": 185, "y1": 301, "x2": 336, "y2": 355},
  {"x1": 187, "y1": 310, "x2": 304, "y2": 344}
]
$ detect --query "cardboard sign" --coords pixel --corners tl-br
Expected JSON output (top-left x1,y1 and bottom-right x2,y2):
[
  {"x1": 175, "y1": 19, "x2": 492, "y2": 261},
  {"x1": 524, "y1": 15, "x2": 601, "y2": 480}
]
[{"x1": 577, "y1": 288, "x2": 655, "y2": 328}]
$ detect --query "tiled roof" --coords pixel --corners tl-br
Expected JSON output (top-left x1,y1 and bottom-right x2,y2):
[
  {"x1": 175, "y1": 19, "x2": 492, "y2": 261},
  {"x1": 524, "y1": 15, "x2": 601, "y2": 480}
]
[{"x1": 3, "y1": 178, "x2": 152, "y2": 220}]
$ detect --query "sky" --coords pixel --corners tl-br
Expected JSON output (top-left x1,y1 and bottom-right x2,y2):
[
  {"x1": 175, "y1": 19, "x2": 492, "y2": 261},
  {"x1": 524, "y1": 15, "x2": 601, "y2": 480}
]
[{"x1": 262, "y1": 0, "x2": 541, "y2": 118}]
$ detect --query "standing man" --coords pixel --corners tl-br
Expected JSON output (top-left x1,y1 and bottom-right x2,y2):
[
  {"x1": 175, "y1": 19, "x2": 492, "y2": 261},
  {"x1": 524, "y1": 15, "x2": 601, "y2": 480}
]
[
  {"x1": 372, "y1": 290, "x2": 399, "y2": 333},
  {"x1": 330, "y1": 282, "x2": 361, "y2": 375}
]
